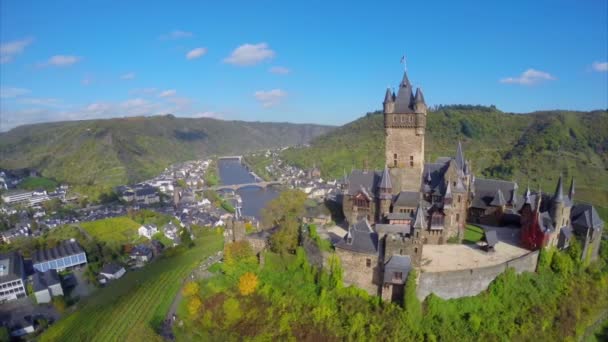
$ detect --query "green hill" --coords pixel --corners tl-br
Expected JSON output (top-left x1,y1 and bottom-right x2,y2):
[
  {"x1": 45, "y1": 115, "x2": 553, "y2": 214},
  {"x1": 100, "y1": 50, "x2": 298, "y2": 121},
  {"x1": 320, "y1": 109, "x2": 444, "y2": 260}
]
[
  {"x1": 281, "y1": 106, "x2": 608, "y2": 218},
  {"x1": 0, "y1": 115, "x2": 333, "y2": 198}
]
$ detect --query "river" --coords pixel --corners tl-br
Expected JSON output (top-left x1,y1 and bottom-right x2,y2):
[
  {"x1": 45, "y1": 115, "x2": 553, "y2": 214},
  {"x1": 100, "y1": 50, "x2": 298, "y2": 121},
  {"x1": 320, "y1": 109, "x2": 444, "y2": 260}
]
[{"x1": 217, "y1": 159, "x2": 279, "y2": 219}]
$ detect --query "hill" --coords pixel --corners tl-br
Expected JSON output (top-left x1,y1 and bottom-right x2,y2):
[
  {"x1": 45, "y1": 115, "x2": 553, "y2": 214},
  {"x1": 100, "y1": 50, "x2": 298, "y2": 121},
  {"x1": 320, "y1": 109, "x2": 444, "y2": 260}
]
[
  {"x1": 0, "y1": 115, "x2": 333, "y2": 198},
  {"x1": 281, "y1": 106, "x2": 608, "y2": 218}
]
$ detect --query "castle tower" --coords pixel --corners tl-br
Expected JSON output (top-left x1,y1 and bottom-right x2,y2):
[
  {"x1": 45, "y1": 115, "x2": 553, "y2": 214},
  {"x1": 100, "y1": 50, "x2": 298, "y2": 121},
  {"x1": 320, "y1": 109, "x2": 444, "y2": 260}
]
[
  {"x1": 550, "y1": 175, "x2": 565, "y2": 229},
  {"x1": 378, "y1": 165, "x2": 393, "y2": 220},
  {"x1": 384, "y1": 71, "x2": 427, "y2": 194}
]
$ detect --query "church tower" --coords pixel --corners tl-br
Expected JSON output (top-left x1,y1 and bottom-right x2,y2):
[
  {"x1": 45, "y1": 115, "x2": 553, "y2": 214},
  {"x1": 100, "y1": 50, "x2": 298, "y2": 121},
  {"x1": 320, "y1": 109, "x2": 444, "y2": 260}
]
[{"x1": 383, "y1": 71, "x2": 427, "y2": 194}]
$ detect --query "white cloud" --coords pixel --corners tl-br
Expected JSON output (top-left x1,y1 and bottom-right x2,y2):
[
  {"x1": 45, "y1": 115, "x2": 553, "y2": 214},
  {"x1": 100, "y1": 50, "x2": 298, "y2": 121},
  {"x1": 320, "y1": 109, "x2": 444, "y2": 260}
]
[
  {"x1": 224, "y1": 43, "x2": 275, "y2": 66},
  {"x1": 269, "y1": 66, "x2": 290, "y2": 75},
  {"x1": 41, "y1": 55, "x2": 81, "y2": 67},
  {"x1": 159, "y1": 30, "x2": 194, "y2": 40},
  {"x1": 500, "y1": 68, "x2": 556, "y2": 85},
  {"x1": 121, "y1": 72, "x2": 136, "y2": 80},
  {"x1": 591, "y1": 61, "x2": 608, "y2": 72},
  {"x1": 81, "y1": 76, "x2": 93, "y2": 86},
  {"x1": 159, "y1": 89, "x2": 177, "y2": 97},
  {"x1": 254, "y1": 89, "x2": 287, "y2": 108},
  {"x1": 186, "y1": 47, "x2": 207, "y2": 60},
  {"x1": 0, "y1": 37, "x2": 33, "y2": 64},
  {"x1": 130, "y1": 88, "x2": 158, "y2": 95},
  {"x1": 192, "y1": 111, "x2": 222, "y2": 119},
  {"x1": 0, "y1": 87, "x2": 30, "y2": 99}
]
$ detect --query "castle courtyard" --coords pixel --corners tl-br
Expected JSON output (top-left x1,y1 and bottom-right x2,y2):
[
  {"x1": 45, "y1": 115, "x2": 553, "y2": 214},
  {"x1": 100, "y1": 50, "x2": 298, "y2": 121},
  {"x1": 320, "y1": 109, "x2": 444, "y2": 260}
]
[{"x1": 420, "y1": 227, "x2": 531, "y2": 273}]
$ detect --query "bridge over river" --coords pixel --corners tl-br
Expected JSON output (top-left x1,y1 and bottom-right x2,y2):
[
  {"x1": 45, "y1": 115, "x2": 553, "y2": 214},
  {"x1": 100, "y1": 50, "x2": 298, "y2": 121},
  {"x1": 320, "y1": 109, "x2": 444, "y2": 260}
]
[{"x1": 199, "y1": 180, "x2": 283, "y2": 192}]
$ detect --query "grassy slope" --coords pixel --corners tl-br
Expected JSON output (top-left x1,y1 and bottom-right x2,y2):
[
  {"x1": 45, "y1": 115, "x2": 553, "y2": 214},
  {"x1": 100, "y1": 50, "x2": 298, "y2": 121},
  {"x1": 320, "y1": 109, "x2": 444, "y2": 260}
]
[
  {"x1": 281, "y1": 107, "x2": 608, "y2": 219},
  {"x1": 40, "y1": 229, "x2": 224, "y2": 341},
  {"x1": 0, "y1": 115, "x2": 333, "y2": 197},
  {"x1": 79, "y1": 217, "x2": 142, "y2": 244}
]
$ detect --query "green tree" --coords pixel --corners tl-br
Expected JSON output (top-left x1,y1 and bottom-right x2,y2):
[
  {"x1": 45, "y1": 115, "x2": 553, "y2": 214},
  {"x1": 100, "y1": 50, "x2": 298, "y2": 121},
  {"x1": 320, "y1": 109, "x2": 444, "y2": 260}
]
[
  {"x1": 261, "y1": 189, "x2": 307, "y2": 228},
  {"x1": 180, "y1": 229, "x2": 194, "y2": 248}
]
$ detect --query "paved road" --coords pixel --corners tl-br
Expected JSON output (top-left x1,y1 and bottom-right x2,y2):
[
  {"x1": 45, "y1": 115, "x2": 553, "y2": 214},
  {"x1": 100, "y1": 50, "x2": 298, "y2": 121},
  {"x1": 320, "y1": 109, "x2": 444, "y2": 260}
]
[{"x1": 159, "y1": 251, "x2": 223, "y2": 341}]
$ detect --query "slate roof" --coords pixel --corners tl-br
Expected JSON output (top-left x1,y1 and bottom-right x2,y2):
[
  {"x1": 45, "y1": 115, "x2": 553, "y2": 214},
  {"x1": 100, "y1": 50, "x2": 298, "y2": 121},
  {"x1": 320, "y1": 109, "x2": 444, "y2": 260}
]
[
  {"x1": 571, "y1": 204, "x2": 604, "y2": 235},
  {"x1": 483, "y1": 230, "x2": 499, "y2": 248},
  {"x1": 421, "y1": 162, "x2": 449, "y2": 195},
  {"x1": 394, "y1": 71, "x2": 415, "y2": 113},
  {"x1": 553, "y1": 175, "x2": 564, "y2": 203},
  {"x1": 539, "y1": 211, "x2": 555, "y2": 233},
  {"x1": 135, "y1": 186, "x2": 157, "y2": 197},
  {"x1": 472, "y1": 178, "x2": 518, "y2": 209},
  {"x1": 0, "y1": 252, "x2": 24, "y2": 283},
  {"x1": 375, "y1": 224, "x2": 411, "y2": 236},
  {"x1": 33, "y1": 269, "x2": 60, "y2": 292},
  {"x1": 100, "y1": 263, "x2": 124, "y2": 275},
  {"x1": 32, "y1": 240, "x2": 85, "y2": 264},
  {"x1": 346, "y1": 170, "x2": 382, "y2": 197},
  {"x1": 455, "y1": 141, "x2": 465, "y2": 172},
  {"x1": 489, "y1": 189, "x2": 506, "y2": 206},
  {"x1": 412, "y1": 205, "x2": 427, "y2": 229},
  {"x1": 379, "y1": 165, "x2": 392, "y2": 190},
  {"x1": 414, "y1": 88, "x2": 425, "y2": 105},
  {"x1": 394, "y1": 191, "x2": 420, "y2": 207},
  {"x1": 383, "y1": 255, "x2": 411, "y2": 285},
  {"x1": 334, "y1": 219, "x2": 378, "y2": 255},
  {"x1": 386, "y1": 212, "x2": 410, "y2": 220},
  {"x1": 383, "y1": 88, "x2": 394, "y2": 103}
]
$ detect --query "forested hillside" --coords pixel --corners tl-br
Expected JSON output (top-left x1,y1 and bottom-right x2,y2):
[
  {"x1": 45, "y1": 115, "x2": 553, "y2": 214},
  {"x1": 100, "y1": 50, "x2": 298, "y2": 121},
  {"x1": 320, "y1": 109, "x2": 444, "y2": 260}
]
[
  {"x1": 282, "y1": 106, "x2": 608, "y2": 218},
  {"x1": 0, "y1": 115, "x2": 333, "y2": 198}
]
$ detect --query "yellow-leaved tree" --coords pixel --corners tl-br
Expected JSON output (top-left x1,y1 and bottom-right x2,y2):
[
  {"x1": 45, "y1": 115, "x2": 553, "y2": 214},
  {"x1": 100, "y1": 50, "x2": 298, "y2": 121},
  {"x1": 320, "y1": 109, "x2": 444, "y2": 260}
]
[
  {"x1": 182, "y1": 281, "x2": 200, "y2": 297},
  {"x1": 187, "y1": 296, "x2": 202, "y2": 317},
  {"x1": 238, "y1": 272, "x2": 259, "y2": 296}
]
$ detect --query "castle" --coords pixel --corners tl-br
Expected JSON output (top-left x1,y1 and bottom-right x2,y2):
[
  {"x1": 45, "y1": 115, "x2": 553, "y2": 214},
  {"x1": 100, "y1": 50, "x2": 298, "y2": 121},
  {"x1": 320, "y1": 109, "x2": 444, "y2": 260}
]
[{"x1": 335, "y1": 69, "x2": 604, "y2": 301}]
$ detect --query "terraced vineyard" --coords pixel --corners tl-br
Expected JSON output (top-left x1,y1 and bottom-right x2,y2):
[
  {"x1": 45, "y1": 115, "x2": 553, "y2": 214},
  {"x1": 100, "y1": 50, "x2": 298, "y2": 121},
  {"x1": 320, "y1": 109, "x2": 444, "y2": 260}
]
[{"x1": 40, "y1": 229, "x2": 224, "y2": 341}]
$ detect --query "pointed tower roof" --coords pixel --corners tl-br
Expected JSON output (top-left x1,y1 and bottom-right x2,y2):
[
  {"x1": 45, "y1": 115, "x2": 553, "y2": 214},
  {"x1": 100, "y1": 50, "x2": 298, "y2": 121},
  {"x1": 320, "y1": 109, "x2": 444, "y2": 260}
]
[
  {"x1": 455, "y1": 141, "x2": 465, "y2": 172},
  {"x1": 524, "y1": 186, "x2": 532, "y2": 204},
  {"x1": 444, "y1": 182, "x2": 453, "y2": 198},
  {"x1": 412, "y1": 204, "x2": 427, "y2": 229},
  {"x1": 394, "y1": 71, "x2": 414, "y2": 113},
  {"x1": 568, "y1": 177, "x2": 575, "y2": 200},
  {"x1": 414, "y1": 87, "x2": 425, "y2": 104},
  {"x1": 490, "y1": 188, "x2": 506, "y2": 206},
  {"x1": 379, "y1": 165, "x2": 392, "y2": 190},
  {"x1": 384, "y1": 88, "x2": 394, "y2": 103},
  {"x1": 553, "y1": 175, "x2": 564, "y2": 203}
]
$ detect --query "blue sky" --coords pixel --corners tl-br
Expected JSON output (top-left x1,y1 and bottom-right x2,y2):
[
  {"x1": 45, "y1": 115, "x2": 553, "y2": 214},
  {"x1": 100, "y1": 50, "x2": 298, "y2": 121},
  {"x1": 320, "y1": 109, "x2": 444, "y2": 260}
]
[{"x1": 0, "y1": 0, "x2": 607, "y2": 131}]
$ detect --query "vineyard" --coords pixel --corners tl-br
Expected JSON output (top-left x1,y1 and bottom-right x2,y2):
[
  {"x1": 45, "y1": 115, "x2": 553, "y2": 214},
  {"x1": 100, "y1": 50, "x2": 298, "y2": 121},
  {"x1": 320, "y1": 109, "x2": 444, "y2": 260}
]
[
  {"x1": 40, "y1": 229, "x2": 224, "y2": 341},
  {"x1": 79, "y1": 216, "x2": 141, "y2": 243}
]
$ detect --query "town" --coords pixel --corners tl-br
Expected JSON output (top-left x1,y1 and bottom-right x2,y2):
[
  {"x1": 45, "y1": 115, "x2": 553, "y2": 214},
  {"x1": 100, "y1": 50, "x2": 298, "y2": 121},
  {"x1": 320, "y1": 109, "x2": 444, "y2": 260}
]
[{"x1": 0, "y1": 150, "x2": 340, "y2": 338}]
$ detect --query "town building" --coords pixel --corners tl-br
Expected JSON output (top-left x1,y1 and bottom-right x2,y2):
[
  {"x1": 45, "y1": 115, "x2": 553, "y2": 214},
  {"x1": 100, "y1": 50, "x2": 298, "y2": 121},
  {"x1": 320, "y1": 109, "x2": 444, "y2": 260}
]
[
  {"x1": 33, "y1": 269, "x2": 64, "y2": 304},
  {"x1": 32, "y1": 240, "x2": 87, "y2": 272},
  {"x1": 0, "y1": 252, "x2": 26, "y2": 303},
  {"x1": 99, "y1": 263, "x2": 126, "y2": 284},
  {"x1": 138, "y1": 224, "x2": 158, "y2": 239}
]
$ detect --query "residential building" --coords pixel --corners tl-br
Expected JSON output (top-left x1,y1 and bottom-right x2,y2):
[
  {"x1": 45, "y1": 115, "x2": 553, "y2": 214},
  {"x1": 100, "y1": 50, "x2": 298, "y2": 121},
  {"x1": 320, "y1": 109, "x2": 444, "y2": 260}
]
[
  {"x1": 0, "y1": 252, "x2": 26, "y2": 303},
  {"x1": 32, "y1": 240, "x2": 87, "y2": 272},
  {"x1": 138, "y1": 224, "x2": 158, "y2": 239},
  {"x1": 33, "y1": 269, "x2": 64, "y2": 304},
  {"x1": 99, "y1": 263, "x2": 126, "y2": 284},
  {"x1": 130, "y1": 244, "x2": 153, "y2": 267}
]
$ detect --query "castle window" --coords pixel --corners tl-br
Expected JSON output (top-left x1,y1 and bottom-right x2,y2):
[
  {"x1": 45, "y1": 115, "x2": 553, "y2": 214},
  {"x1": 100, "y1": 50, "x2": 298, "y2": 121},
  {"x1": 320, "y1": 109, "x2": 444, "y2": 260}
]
[
  {"x1": 456, "y1": 214, "x2": 460, "y2": 223},
  {"x1": 399, "y1": 249, "x2": 403, "y2": 255},
  {"x1": 415, "y1": 247, "x2": 418, "y2": 254},
  {"x1": 410, "y1": 156, "x2": 414, "y2": 167},
  {"x1": 366, "y1": 259, "x2": 371, "y2": 268},
  {"x1": 394, "y1": 153, "x2": 398, "y2": 167},
  {"x1": 458, "y1": 195, "x2": 461, "y2": 203},
  {"x1": 393, "y1": 116, "x2": 397, "y2": 122},
  {"x1": 393, "y1": 272, "x2": 403, "y2": 281},
  {"x1": 416, "y1": 231, "x2": 419, "y2": 238}
]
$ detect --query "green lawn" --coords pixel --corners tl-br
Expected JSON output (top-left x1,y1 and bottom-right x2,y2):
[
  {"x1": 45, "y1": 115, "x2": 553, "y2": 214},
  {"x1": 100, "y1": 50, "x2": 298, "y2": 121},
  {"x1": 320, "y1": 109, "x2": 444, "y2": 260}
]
[
  {"x1": 80, "y1": 216, "x2": 142, "y2": 243},
  {"x1": 40, "y1": 229, "x2": 224, "y2": 341},
  {"x1": 18, "y1": 176, "x2": 58, "y2": 191},
  {"x1": 463, "y1": 224, "x2": 484, "y2": 244}
]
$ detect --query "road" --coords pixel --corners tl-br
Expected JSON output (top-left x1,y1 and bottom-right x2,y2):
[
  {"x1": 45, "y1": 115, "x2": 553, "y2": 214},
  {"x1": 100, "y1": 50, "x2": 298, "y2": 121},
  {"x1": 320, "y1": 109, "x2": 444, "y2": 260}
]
[{"x1": 159, "y1": 251, "x2": 223, "y2": 341}]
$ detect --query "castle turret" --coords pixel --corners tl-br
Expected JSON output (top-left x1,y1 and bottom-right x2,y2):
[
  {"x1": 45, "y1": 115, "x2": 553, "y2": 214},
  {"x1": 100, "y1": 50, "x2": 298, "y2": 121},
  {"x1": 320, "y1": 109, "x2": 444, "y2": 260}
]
[
  {"x1": 550, "y1": 175, "x2": 565, "y2": 228},
  {"x1": 378, "y1": 165, "x2": 392, "y2": 220},
  {"x1": 383, "y1": 88, "x2": 395, "y2": 114},
  {"x1": 568, "y1": 177, "x2": 575, "y2": 201},
  {"x1": 414, "y1": 88, "x2": 426, "y2": 113}
]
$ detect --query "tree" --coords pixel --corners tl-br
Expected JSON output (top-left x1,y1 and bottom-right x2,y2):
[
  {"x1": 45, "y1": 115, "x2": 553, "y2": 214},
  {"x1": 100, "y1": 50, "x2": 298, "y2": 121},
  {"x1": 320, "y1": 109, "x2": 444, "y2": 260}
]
[
  {"x1": 261, "y1": 189, "x2": 307, "y2": 228},
  {"x1": 53, "y1": 296, "x2": 67, "y2": 314},
  {"x1": 238, "y1": 272, "x2": 259, "y2": 295},
  {"x1": 224, "y1": 241, "x2": 255, "y2": 266},
  {"x1": 0, "y1": 327, "x2": 9, "y2": 342},
  {"x1": 187, "y1": 296, "x2": 202, "y2": 317},
  {"x1": 182, "y1": 281, "x2": 200, "y2": 297},
  {"x1": 269, "y1": 219, "x2": 299, "y2": 254},
  {"x1": 180, "y1": 229, "x2": 194, "y2": 248}
]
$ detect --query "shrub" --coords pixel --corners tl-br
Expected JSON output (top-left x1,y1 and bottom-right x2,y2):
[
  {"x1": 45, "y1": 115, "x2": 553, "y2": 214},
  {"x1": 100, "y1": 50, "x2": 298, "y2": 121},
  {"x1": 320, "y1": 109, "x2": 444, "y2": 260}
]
[{"x1": 238, "y1": 272, "x2": 259, "y2": 296}]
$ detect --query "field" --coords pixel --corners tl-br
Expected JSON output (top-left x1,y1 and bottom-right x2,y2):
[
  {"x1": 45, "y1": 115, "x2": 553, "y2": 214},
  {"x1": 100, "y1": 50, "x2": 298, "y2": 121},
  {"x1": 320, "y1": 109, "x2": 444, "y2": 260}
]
[
  {"x1": 80, "y1": 216, "x2": 142, "y2": 243},
  {"x1": 17, "y1": 176, "x2": 58, "y2": 191},
  {"x1": 40, "y1": 229, "x2": 224, "y2": 341}
]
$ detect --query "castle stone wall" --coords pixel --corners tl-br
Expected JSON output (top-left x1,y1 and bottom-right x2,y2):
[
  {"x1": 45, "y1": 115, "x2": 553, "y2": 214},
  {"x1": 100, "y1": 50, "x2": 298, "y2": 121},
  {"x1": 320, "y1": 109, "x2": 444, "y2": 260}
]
[
  {"x1": 416, "y1": 250, "x2": 539, "y2": 300},
  {"x1": 335, "y1": 248, "x2": 380, "y2": 296},
  {"x1": 385, "y1": 127, "x2": 424, "y2": 193}
]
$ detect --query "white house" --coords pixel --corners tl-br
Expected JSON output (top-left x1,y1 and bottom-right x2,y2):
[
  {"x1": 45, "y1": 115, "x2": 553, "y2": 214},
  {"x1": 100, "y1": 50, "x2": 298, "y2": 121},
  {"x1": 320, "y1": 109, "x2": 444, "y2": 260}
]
[
  {"x1": 99, "y1": 263, "x2": 126, "y2": 284},
  {"x1": 33, "y1": 269, "x2": 63, "y2": 304},
  {"x1": 138, "y1": 224, "x2": 158, "y2": 239}
]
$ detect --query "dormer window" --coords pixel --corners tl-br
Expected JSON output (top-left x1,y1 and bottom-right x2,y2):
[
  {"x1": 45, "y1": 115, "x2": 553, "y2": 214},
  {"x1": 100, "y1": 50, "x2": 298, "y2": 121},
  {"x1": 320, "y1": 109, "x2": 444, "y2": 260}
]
[{"x1": 347, "y1": 236, "x2": 353, "y2": 244}]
